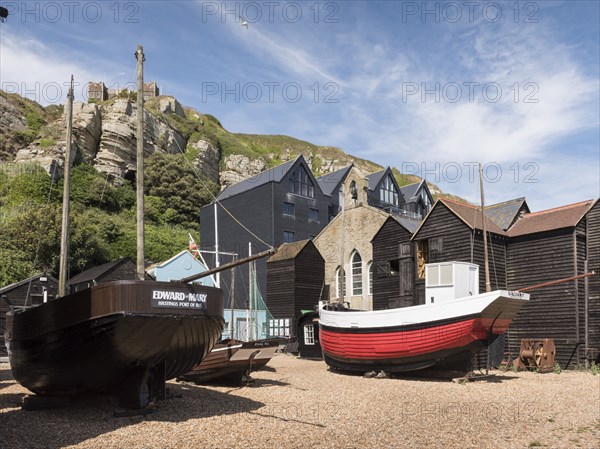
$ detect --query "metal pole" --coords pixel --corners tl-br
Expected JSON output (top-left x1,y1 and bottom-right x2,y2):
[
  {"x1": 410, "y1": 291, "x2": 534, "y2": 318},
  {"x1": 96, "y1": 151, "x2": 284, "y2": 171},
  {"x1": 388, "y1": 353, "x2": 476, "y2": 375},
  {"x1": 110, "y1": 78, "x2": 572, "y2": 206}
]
[
  {"x1": 214, "y1": 202, "x2": 220, "y2": 288},
  {"x1": 248, "y1": 242, "x2": 252, "y2": 341},
  {"x1": 135, "y1": 45, "x2": 145, "y2": 280},
  {"x1": 230, "y1": 258, "x2": 236, "y2": 339},
  {"x1": 58, "y1": 76, "x2": 74, "y2": 297},
  {"x1": 479, "y1": 163, "x2": 491, "y2": 292}
]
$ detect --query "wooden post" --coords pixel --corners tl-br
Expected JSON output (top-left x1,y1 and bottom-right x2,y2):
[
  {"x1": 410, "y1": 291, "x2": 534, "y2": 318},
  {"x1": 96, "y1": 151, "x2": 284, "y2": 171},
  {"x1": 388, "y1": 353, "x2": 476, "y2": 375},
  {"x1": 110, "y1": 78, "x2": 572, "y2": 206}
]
[
  {"x1": 584, "y1": 259, "x2": 589, "y2": 368},
  {"x1": 135, "y1": 45, "x2": 145, "y2": 280},
  {"x1": 58, "y1": 76, "x2": 74, "y2": 297},
  {"x1": 479, "y1": 163, "x2": 491, "y2": 292},
  {"x1": 574, "y1": 230, "x2": 580, "y2": 368}
]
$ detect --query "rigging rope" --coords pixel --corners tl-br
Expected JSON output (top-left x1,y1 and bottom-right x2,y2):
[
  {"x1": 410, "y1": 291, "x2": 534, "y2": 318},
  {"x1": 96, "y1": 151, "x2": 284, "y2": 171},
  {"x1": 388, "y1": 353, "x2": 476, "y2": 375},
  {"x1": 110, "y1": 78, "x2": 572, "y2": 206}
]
[
  {"x1": 169, "y1": 128, "x2": 273, "y2": 249},
  {"x1": 24, "y1": 162, "x2": 59, "y2": 307}
]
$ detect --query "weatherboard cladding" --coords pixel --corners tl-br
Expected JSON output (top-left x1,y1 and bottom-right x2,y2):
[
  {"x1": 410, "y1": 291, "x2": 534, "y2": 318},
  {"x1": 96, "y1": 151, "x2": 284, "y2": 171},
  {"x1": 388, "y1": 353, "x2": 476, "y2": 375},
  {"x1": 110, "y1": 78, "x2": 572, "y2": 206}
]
[
  {"x1": 506, "y1": 228, "x2": 581, "y2": 367},
  {"x1": 266, "y1": 241, "x2": 324, "y2": 338},
  {"x1": 0, "y1": 274, "x2": 59, "y2": 356},
  {"x1": 586, "y1": 202, "x2": 600, "y2": 360},
  {"x1": 372, "y1": 217, "x2": 414, "y2": 310}
]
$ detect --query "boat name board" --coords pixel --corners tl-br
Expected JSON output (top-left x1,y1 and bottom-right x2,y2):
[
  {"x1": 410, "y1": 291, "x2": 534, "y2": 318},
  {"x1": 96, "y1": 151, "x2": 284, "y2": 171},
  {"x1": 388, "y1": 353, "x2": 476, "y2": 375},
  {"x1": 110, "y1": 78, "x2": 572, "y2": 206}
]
[
  {"x1": 507, "y1": 291, "x2": 527, "y2": 299},
  {"x1": 151, "y1": 290, "x2": 207, "y2": 309}
]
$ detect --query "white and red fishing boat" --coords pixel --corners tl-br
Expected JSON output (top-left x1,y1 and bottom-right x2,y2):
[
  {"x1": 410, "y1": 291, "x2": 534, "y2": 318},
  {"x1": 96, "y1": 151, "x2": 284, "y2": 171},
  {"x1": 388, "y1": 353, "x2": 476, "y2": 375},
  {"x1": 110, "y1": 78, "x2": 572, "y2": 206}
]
[{"x1": 319, "y1": 261, "x2": 529, "y2": 373}]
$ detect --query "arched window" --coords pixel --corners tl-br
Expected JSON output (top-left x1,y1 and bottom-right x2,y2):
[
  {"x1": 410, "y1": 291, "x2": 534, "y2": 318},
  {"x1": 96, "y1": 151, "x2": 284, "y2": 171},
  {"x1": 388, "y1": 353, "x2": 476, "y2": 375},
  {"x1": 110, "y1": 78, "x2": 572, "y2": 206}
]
[
  {"x1": 367, "y1": 261, "x2": 373, "y2": 295},
  {"x1": 336, "y1": 266, "x2": 346, "y2": 299},
  {"x1": 351, "y1": 251, "x2": 363, "y2": 296}
]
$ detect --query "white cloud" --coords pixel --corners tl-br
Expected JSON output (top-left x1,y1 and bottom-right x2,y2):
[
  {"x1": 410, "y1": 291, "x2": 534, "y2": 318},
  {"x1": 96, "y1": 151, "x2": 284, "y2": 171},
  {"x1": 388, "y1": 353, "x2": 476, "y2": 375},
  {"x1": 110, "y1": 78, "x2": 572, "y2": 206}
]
[{"x1": 0, "y1": 31, "x2": 104, "y2": 105}]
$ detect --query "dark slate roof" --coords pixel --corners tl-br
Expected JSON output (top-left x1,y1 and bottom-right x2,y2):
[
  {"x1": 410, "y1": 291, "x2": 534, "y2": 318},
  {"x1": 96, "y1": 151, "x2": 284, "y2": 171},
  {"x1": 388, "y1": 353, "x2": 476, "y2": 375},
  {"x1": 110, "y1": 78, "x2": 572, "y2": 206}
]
[
  {"x1": 0, "y1": 273, "x2": 58, "y2": 295},
  {"x1": 392, "y1": 215, "x2": 422, "y2": 234},
  {"x1": 67, "y1": 257, "x2": 132, "y2": 286},
  {"x1": 215, "y1": 157, "x2": 299, "y2": 202},
  {"x1": 399, "y1": 180, "x2": 423, "y2": 201},
  {"x1": 437, "y1": 199, "x2": 507, "y2": 236},
  {"x1": 316, "y1": 165, "x2": 352, "y2": 196},
  {"x1": 484, "y1": 197, "x2": 529, "y2": 230},
  {"x1": 267, "y1": 240, "x2": 312, "y2": 262},
  {"x1": 366, "y1": 169, "x2": 386, "y2": 191},
  {"x1": 508, "y1": 200, "x2": 595, "y2": 237}
]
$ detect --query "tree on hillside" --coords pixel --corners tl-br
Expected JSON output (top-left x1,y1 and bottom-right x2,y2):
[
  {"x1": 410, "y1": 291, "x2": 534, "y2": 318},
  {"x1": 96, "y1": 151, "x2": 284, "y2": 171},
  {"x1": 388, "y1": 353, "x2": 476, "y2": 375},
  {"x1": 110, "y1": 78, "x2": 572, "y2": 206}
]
[{"x1": 144, "y1": 153, "x2": 218, "y2": 229}]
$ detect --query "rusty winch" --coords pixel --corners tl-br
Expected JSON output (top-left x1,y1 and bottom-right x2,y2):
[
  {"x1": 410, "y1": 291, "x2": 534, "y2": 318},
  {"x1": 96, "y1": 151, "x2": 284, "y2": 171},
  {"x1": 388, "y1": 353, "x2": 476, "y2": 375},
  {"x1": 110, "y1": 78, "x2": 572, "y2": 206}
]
[{"x1": 512, "y1": 339, "x2": 556, "y2": 373}]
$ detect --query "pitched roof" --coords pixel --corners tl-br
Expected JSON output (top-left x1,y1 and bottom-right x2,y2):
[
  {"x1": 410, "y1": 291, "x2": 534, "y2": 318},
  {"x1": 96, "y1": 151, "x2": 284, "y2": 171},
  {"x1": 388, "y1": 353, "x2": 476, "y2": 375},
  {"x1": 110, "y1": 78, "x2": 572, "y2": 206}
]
[
  {"x1": 371, "y1": 215, "x2": 422, "y2": 242},
  {"x1": 215, "y1": 156, "x2": 303, "y2": 202},
  {"x1": 146, "y1": 250, "x2": 208, "y2": 274},
  {"x1": 392, "y1": 215, "x2": 422, "y2": 234},
  {"x1": 399, "y1": 180, "x2": 423, "y2": 201},
  {"x1": 366, "y1": 169, "x2": 387, "y2": 191},
  {"x1": 0, "y1": 273, "x2": 58, "y2": 295},
  {"x1": 508, "y1": 200, "x2": 596, "y2": 237},
  {"x1": 484, "y1": 197, "x2": 529, "y2": 230},
  {"x1": 267, "y1": 240, "x2": 312, "y2": 262},
  {"x1": 435, "y1": 199, "x2": 507, "y2": 236},
  {"x1": 66, "y1": 257, "x2": 133, "y2": 286},
  {"x1": 316, "y1": 165, "x2": 353, "y2": 196}
]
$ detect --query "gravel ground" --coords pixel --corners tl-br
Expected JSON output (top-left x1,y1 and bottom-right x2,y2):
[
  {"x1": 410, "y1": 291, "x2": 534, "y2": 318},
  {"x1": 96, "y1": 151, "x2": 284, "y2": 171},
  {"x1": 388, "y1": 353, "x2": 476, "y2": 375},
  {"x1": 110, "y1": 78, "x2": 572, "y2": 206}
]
[{"x1": 1, "y1": 355, "x2": 598, "y2": 449}]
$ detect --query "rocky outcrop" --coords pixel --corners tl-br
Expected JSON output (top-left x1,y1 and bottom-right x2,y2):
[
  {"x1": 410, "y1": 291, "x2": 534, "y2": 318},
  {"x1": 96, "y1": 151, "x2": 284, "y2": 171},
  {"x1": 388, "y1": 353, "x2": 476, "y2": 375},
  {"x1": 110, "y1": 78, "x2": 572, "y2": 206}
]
[
  {"x1": 220, "y1": 154, "x2": 266, "y2": 187},
  {"x1": 0, "y1": 96, "x2": 27, "y2": 160},
  {"x1": 72, "y1": 101, "x2": 101, "y2": 163},
  {"x1": 94, "y1": 99, "x2": 186, "y2": 183},
  {"x1": 190, "y1": 140, "x2": 221, "y2": 184}
]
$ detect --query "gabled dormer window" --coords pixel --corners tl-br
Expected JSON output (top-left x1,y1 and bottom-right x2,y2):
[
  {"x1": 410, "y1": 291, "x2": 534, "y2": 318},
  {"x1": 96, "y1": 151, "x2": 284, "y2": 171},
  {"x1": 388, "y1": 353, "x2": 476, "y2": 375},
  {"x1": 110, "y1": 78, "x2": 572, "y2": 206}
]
[
  {"x1": 379, "y1": 174, "x2": 398, "y2": 206},
  {"x1": 289, "y1": 165, "x2": 314, "y2": 198}
]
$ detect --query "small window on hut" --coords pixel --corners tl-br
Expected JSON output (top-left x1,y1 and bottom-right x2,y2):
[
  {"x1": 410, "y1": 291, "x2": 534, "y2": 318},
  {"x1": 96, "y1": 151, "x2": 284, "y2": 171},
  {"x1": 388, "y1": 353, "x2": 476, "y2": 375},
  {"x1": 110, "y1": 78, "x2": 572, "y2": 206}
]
[
  {"x1": 304, "y1": 324, "x2": 315, "y2": 345},
  {"x1": 429, "y1": 236, "x2": 443, "y2": 253},
  {"x1": 417, "y1": 240, "x2": 429, "y2": 280}
]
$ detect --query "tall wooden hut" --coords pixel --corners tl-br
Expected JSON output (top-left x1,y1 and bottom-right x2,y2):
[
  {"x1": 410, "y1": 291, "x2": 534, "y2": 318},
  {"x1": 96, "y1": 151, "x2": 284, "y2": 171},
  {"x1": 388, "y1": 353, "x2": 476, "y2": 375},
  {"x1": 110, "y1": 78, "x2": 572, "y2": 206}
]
[
  {"x1": 506, "y1": 199, "x2": 598, "y2": 367},
  {"x1": 266, "y1": 240, "x2": 325, "y2": 338},
  {"x1": 371, "y1": 215, "x2": 421, "y2": 310},
  {"x1": 0, "y1": 274, "x2": 58, "y2": 357},
  {"x1": 411, "y1": 199, "x2": 509, "y2": 302}
]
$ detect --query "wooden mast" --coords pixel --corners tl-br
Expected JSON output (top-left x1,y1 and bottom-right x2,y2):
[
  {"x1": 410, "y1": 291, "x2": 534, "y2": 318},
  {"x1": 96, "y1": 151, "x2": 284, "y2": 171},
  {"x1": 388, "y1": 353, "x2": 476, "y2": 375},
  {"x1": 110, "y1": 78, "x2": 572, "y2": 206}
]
[
  {"x1": 58, "y1": 76, "x2": 74, "y2": 297},
  {"x1": 479, "y1": 163, "x2": 491, "y2": 292},
  {"x1": 135, "y1": 45, "x2": 145, "y2": 280}
]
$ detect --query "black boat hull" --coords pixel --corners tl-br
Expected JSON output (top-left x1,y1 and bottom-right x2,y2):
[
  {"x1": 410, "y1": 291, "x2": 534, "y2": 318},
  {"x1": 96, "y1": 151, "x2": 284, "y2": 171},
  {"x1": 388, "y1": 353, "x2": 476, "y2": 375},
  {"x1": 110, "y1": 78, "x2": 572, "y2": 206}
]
[{"x1": 5, "y1": 280, "x2": 224, "y2": 404}]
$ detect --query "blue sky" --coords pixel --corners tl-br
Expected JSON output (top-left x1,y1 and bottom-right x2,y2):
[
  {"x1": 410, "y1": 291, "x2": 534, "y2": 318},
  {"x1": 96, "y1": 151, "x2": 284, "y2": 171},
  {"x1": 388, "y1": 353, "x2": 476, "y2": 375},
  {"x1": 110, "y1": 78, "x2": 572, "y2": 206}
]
[{"x1": 1, "y1": 1, "x2": 598, "y2": 211}]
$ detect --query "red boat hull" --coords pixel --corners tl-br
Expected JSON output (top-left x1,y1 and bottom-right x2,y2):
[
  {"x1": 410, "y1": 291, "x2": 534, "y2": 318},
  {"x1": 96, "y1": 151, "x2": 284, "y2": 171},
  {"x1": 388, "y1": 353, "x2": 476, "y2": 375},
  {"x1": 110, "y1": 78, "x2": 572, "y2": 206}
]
[{"x1": 320, "y1": 316, "x2": 512, "y2": 372}]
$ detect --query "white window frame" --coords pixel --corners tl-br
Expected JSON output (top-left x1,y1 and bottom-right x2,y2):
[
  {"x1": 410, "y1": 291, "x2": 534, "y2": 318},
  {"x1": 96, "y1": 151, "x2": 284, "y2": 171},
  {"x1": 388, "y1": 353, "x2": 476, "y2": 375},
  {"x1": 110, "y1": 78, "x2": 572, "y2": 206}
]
[{"x1": 304, "y1": 324, "x2": 315, "y2": 345}]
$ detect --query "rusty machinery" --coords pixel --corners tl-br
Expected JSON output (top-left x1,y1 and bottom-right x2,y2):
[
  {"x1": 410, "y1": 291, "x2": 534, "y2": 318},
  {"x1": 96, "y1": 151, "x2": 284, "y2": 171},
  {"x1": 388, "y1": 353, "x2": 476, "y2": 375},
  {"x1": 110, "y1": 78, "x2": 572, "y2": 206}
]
[{"x1": 506, "y1": 339, "x2": 556, "y2": 373}]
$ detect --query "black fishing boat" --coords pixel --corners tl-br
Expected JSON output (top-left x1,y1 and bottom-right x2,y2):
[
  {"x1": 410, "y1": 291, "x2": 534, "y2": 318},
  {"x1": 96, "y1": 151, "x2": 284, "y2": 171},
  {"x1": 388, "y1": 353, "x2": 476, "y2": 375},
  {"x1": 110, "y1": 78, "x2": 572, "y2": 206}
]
[{"x1": 6, "y1": 280, "x2": 224, "y2": 407}]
